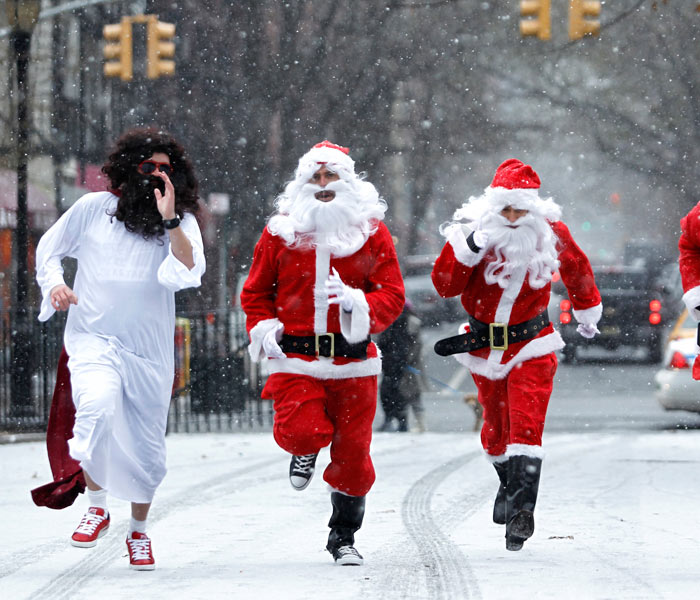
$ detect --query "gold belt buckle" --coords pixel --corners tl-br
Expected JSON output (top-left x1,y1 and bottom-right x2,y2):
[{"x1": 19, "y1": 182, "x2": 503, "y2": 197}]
[
  {"x1": 315, "y1": 333, "x2": 335, "y2": 358},
  {"x1": 488, "y1": 322, "x2": 508, "y2": 351}
]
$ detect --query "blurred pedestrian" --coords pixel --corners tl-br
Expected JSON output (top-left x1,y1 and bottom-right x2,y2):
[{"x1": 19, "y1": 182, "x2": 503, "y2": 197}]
[
  {"x1": 240, "y1": 141, "x2": 404, "y2": 565},
  {"x1": 376, "y1": 299, "x2": 427, "y2": 432},
  {"x1": 432, "y1": 158, "x2": 601, "y2": 551},
  {"x1": 33, "y1": 127, "x2": 205, "y2": 570}
]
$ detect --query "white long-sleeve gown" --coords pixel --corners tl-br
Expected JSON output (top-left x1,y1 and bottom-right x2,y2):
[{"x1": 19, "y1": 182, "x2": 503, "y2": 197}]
[{"x1": 36, "y1": 191, "x2": 206, "y2": 503}]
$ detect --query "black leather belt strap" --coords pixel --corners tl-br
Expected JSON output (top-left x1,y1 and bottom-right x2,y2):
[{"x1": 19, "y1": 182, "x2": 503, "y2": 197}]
[
  {"x1": 434, "y1": 309, "x2": 550, "y2": 357},
  {"x1": 280, "y1": 333, "x2": 370, "y2": 359}
]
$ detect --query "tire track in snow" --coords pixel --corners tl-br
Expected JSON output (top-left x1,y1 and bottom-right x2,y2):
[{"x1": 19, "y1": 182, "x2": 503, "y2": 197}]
[
  {"x1": 21, "y1": 439, "x2": 424, "y2": 600},
  {"x1": 27, "y1": 455, "x2": 282, "y2": 600},
  {"x1": 401, "y1": 450, "x2": 483, "y2": 600}
]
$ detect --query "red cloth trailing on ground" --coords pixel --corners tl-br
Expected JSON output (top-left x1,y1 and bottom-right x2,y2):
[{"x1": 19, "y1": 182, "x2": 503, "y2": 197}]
[{"x1": 30, "y1": 347, "x2": 85, "y2": 509}]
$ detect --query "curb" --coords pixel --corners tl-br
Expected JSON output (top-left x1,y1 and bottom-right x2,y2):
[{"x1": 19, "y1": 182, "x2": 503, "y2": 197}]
[{"x1": 0, "y1": 432, "x2": 46, "y2": 445}]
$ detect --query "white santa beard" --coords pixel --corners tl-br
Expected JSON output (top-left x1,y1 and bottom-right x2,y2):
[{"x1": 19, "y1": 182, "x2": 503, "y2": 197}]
[
  {"x1": 267, "y1": 181, "x2": 372, "y2": 256},
  {"x1": 481, "y1": 212, "x2": 559, "y2": 290}
]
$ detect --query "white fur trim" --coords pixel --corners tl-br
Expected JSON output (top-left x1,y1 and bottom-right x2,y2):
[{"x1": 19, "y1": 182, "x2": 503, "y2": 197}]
[
  {"x1": 454, "y1": 331, "x2": 564, "y2": 380},
  {"x1": 296, "y1": 146, "x2": 355, "y2": 182},
  {"x1": 485, "y1": 186, "x2": 562, "y2": 222},
  {"x1": 446, "y1": 224, "x2": 485, "y2": 267},
  {"x1": 314, "y1": 248, "x2": 331, "y2": 333},
  {"x1": 339, "y1": 288, "x2": 371, "y2": 343},
  {"x1": 248, "y1": 318, "x2": 282, "y2": 363},
  {"x1": 267, "y1": 356, "x2": 381, "y2": 379},
  {"x1": 486, "y1": 453, "x2": 507, "y2": 464},
  {"x1": 505, "y1": 443, "x2": 545, "y2": 459},
  {"x1": 683, "y1": 287, "x2": 700, "y2": 321},
  {"x1": 572, "y1": 303, "x2": 603, "y2": 326},
  {"x1": 327, "y1": 485, "x2": 360, "y2": 497}
]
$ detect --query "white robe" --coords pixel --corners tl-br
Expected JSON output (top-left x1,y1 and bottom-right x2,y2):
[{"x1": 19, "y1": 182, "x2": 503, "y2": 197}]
[{"x1": 35, "y1": 191, "x2": 206, "y2": 503}]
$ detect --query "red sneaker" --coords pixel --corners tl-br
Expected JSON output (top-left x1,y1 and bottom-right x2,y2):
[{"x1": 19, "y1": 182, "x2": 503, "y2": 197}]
[
  {"x1": 71, "y1": 507, "x2": 110, "y2": 548},
  {"x1": 126, "y1": 532, "x2": 155, "y2": 571}
]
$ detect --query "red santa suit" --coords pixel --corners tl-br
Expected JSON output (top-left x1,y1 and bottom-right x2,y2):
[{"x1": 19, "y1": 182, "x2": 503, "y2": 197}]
[
  {"x1": 432, "y1": 159, "x2": 601, "y2": 459},
  {"x1": 678, "y1": 203, "x2": 700, "y2": 378},
  {"x1": 240, "y1": 142, "x2": 404, "y2": 497}
]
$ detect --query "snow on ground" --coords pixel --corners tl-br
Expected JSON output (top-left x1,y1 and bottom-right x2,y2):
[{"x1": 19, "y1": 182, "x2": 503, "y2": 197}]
[{"x1": 1, "y1": 429, "x2": 698, "y2": 600}]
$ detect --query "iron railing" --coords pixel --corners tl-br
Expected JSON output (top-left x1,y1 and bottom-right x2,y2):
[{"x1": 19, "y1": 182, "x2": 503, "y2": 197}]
[{"x1": 0, "y1": 309, "x2": 272, "y2": 434}]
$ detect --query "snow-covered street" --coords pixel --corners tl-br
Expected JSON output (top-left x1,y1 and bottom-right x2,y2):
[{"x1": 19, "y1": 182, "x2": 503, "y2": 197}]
[{"x1": 1, "y1": 429, "x2": 697, "y2": 599}]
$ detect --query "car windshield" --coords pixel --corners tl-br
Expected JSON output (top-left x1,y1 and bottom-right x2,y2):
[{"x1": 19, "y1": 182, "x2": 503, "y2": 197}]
[{"x1": 594, "y1": 270, "x2": 648, "y2": 290}]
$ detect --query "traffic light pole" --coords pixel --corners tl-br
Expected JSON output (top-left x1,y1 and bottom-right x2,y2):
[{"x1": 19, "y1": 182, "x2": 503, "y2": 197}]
[{"x1": 9, "y1": 26, "x2": 33, "y2": 419}]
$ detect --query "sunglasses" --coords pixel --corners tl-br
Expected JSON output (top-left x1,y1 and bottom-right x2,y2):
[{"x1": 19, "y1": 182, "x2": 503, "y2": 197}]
[{"x1": 137, "y1": 159, "x2": 173, "y2": 177}]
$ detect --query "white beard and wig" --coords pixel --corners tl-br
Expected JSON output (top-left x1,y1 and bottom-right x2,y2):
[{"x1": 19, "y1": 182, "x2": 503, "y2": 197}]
[
  {"x1": 441, "y1": 185, "x2": 562, "y2": 290},
  {"x1": 267, "y1": 145, "x2": 387, "y2": 257}
]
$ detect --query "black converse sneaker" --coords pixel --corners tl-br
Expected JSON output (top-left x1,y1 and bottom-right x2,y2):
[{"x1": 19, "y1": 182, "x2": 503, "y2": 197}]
[
  {"x1": 289, "y1": 453, "x2": 318, "y2": 491},
  {"x1": 330, "y1": 545, "x2": 364, "y2": 566}
]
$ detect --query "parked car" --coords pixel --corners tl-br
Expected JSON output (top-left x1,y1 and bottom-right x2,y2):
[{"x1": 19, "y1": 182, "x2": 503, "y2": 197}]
[
  {"x1": 553, "y1": 264, "x2": 673, "y2": 363},
  {"x1": 401, "y1": 254, "x2": 461, "y2": 326},
  {"x1": 403, "y1": 272, "x2": 462, "y2": 327},
  {"x1": 654, "y1": 309, "x2": 700, "y2": 414}
]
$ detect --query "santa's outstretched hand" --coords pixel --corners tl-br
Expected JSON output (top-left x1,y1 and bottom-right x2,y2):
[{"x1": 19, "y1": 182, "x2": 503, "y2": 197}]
[
  {"x1": 262, "y1": 322, "x2": 286, "y2": 359},
  {"x1": 577, "y1": 323, "x2": 600, "y2": 339},
  {"x1": 325, "y1": 268, "x2": 354, "y2": 313}
]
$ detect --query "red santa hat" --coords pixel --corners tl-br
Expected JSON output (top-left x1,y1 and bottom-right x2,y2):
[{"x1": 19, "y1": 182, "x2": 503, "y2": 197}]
[
  {"x1": 482, "y1": 158, "x2": 561, "y2": 221},
  {"x1": 294, "y1": 140, "x2": 356, "y2": 181}
]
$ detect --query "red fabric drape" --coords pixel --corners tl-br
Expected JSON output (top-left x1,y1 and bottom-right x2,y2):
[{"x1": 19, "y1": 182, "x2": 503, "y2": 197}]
[{"x1": 31, "y1": 347, "x2": 85, "y2": 509}]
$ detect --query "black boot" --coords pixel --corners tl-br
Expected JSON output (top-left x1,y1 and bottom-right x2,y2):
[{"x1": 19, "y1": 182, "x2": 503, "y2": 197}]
[
  {"x1": 505, "y1": 455, "x2": 542, "y2": 551},
  {"x1": 492, "y1": 460, "x2": 508, "y2": 525},
  {"x1": 327, "y1": 492, "x2": 365, "y2": 565}
]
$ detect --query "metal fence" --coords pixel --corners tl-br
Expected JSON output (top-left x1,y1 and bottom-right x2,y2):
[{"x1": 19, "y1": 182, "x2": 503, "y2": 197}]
[{"x1": 0, "y1": 309, "x2": 272, "y2": 434}]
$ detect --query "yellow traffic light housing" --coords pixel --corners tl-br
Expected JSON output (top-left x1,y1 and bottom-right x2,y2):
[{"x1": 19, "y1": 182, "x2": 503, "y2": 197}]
[
  {"x1": 520, "y1": 0, "x2": 551, "y2": 40},
  {"x1": 103, "y1": 17, "x2": 133, "y2": 81},
  {"x1": 569, "y1": 0, "x2": 601, "y2": 40},
  {"x1": 147, "y1": 16, "x2": 176, "y2": 79}
]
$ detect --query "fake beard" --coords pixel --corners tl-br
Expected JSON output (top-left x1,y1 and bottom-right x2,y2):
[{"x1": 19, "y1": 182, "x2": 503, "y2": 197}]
[
  {"x1": 112, "y1": 174, "x2": 166, "y2": 239},
  {"x1": 268, "y1": 180, "x2": 372, "y2": 257},
  {"x1": 479, "y1": 211, "x2": 559, "y2": 290}
]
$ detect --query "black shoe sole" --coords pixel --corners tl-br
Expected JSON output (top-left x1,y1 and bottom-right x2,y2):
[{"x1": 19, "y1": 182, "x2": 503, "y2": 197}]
[{"x1": 505, "y1": 510, "x2": 534, "y2": 551}]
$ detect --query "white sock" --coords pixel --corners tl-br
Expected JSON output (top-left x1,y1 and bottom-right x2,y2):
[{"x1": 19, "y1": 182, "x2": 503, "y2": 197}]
[
  {"x1": 87, "y1": 489, "x2": 108, "y2": 513},
  {"x1": 130, "y1": 517, "x2": 147, "y2": 535}
]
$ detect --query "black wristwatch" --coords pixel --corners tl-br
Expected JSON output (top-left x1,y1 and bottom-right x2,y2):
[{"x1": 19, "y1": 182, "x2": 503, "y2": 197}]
[{"x1": 163, "y1": 216, "x2": 181, "y2": 230}]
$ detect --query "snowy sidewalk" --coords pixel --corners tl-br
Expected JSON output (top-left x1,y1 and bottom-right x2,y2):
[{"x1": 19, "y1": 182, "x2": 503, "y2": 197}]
[{"x1": 1, "y1": 430, "x2": 698, "y2": 600}]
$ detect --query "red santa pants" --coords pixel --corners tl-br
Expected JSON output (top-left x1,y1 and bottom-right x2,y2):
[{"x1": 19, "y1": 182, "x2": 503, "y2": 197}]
[
  {"x1": 471, "y1": 352, "x2": 557, "y2": 457},
  {"x1": 262, "y1": 373, "x2": 377, "y2": 497}
]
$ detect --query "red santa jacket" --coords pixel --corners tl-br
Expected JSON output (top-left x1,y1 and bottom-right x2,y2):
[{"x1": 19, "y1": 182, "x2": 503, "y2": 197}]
[
  {"x1": 679, "y1": 204, "x2": 700, "y2": 319},
  {"x1": 240, "y1": 221, "x2": 405, "y2": 380},
  {"x1": 432, "y1": 220, "x2": 601, "y2": 379}
]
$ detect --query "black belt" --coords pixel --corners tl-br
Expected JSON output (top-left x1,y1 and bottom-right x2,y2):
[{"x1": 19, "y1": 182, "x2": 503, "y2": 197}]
[
  {"x1": 280, "y1": 334, "x2": 370, "y2": 359},
  {"x1": 434, "y1": 309, "x2": 550, "y2": 357}
]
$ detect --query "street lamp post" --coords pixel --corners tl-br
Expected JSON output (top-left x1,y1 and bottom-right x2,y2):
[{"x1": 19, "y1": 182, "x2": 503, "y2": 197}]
[{"x1": 6, "y1": 1, "x2": 41, "y2": 420}]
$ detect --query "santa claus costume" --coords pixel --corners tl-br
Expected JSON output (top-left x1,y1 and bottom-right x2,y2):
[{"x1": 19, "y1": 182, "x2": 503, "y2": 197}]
[
  {"x1": 240, "y1": 141, "x2": 404, "y2": 565},
  {"x1": 431, "y1": 158, "x2": 601, "y2": 550},
  {"x1": 678, "y1": 203, "x2": 700, "y2": 379}
]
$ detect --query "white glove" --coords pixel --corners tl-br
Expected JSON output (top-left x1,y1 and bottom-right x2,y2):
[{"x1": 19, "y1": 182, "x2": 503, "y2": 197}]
[
  {"x1": 325, "y1": 267, "x2": 354, "y2": 312},
  {"x1": 472, "y1": 229, "x2": 489, "y2": 249},
  {"x1": 577, "y1": 323, "x2": 599, "y2": 339},
  {"x1": 262, "y1": 322, "x2": 286, "y2": 359}
]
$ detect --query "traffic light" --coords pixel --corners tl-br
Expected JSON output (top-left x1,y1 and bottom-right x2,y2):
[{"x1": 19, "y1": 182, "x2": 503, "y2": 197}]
[
  {"x1": 520, "y1": 0, "x2": 551, "y2": 40},
  {"x1": 146, "y1": 16, "x2": 176, "y2": 79},
  {"x1": 569, "y1": 0, "x2": 601, "y2": 40},
  {"x1": 103, "y1": 17, "x2": 133, "y2": 81}
]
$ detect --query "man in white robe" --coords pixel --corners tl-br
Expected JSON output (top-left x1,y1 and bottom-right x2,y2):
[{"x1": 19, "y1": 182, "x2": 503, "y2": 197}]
[{"x1": 35, "y1": 127, "x2": 206, "y2": 570}]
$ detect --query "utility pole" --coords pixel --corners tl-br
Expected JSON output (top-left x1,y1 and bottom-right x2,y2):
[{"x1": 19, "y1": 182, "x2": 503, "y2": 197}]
[{"x1": 6, "y1": 1, "x2": 41, "y2": 420}]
